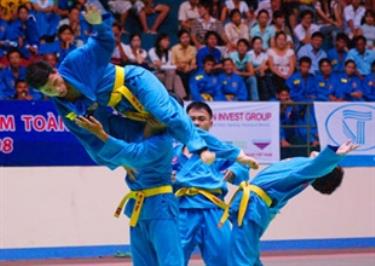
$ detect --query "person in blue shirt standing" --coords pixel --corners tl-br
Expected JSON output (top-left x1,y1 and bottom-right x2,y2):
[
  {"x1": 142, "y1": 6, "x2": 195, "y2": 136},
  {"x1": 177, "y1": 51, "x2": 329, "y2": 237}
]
[
  {"x1": 196, "y1": 31, "x2": 222, "y2": 70},
  {"x1": 363, "y1": 62, "x2": 375, "y2": 101},
  {"x1": 173, "y1": 101, "x2": 253, "y2": 266},
  {"x1": 190, "y1": 55, "x2": 223, "y2": 101},
  {"x1": 287, "y1": 57, "x2": 317, "y2": 102},
  {"x1": 297, "y1": 32, "x2": 327, "y2": 74},
  {"x1": 224, "y1": 141, "x2": 358, "y2": 266},
  {"x1": 218, "y1": 58, "x2": 248, "y2": 101},
  {"x1": 346, "y1": 36, "x2": 375, "y2": 76},
  {"x1": 0, "y1": 48, "x2": 26, "y2": 99},
  {"x1": 315, "y1": 58, "x2": 335, "y2": 101},
  {"x1": 331, "y1": 60, "x2": 364, "y2": 101},
  {"x1": 327, "y1": 33, "x2": 349, "y2": 73},
  {"x1": 26, "y1": 5, "x2": 216, "y2": 164}
]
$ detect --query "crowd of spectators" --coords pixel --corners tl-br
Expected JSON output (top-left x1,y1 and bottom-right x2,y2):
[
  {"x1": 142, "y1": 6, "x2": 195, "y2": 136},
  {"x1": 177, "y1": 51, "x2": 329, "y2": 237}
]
[{"x1": 0, "y1": 0, "x2": 374, "y2": 148}]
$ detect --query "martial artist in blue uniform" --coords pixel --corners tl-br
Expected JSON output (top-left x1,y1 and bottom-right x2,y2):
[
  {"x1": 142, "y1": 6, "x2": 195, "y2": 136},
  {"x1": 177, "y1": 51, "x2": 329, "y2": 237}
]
[
  {"x1": 331, "y1": 60, "x2": 364, "y2": 101},
  {"x1": 26, "y1": 5, "x2": 213, "y2": 162},
  {"x1": 327, "y1": 33, "x2": 348, "y2": 73},
  {"x1": 218, "y1": 58, "x2": 248, "y2": 101},
  {"x1": 189, "y1": 55, "x2": 223, "y2": 101},
  {"x1": 363, "y1": 62, "x2": 375, "y2": 101},
  {"x1": 224, "y1": 141, "x2": 358, "y2": 266},
  {"x1": 173, "y1": 102, "x2": 251, "y2": 266},
  {"x1": 315, "y1": 59, "x2": 335, "y2": 101}
]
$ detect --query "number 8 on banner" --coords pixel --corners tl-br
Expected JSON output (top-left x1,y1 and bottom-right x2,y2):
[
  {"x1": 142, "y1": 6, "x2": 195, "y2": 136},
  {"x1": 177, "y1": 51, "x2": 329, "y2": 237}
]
[{"x1": 0, "y1": 137, "x2": 14, "y2": 154}]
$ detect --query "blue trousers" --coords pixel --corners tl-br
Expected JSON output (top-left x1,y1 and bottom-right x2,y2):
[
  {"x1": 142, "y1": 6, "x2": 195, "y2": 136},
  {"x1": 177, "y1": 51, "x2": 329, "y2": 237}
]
[
  {"x1": 130, "y1": 219, "x2": 184, "y2": 266},
  {"x1": 228, "y1": 219, "x2": 264, "y2": 266},
  {"x1": 178, "y1": 208, "x2": 231, "y2": 266}
]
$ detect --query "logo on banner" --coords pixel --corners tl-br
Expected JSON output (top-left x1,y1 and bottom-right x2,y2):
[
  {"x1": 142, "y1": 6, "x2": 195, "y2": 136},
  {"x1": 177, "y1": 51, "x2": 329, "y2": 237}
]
[
  {"x1": 252, "y1": 139, "x2": 271, "y2": 150},
  {"x1": 325, "y1": 104, "x2": 375, "y2": 151}
]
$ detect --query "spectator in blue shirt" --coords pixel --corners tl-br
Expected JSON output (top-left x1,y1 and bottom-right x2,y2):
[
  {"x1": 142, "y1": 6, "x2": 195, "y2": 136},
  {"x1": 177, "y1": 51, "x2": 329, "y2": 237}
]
[
  {"x1": 0, "y1": 49, "x2": 26, "y2": 100},
  {"x1": 249, "y1": 9, "x2": 274, "y2": 49},
  {"x1": 297, "y1": 31, "x2": 327, "y2": 74},
  {"x1": 287, "y1": 56, "x2": 317, "y2": 102},
  {"x1": 327, "y1": 33, "x2": 349, "y2": 73},
  {"x1": 218, "y1": 58, "x2": 247, "y2": 101},
  {"x1": 196, "y1": 31, "x2": 222, "y2": 70},
  {"x1": 6, "y1": 5, "x2": 39, "y2": 58},
  {"x1": 346, "y1": 36, "x2": 375, "y2": 76},
  {"x1": 331, "y1": 60, "x2": 364, "y2": 101},
  {"x1": 189, "y1": 55, "x2": 223, "y2": 101},
  {"x1": 14, "y1": 79, "x2": 43, "y2": 100},
  {"x1": 315, "y1": 58, "x2": 335, "y2": 101},
  {"x1": 277, "y1": 86, "x2": 297, "y2": 148},
  {"x1": 363, "y1": 62, "x2": 375, "y2": 101}
]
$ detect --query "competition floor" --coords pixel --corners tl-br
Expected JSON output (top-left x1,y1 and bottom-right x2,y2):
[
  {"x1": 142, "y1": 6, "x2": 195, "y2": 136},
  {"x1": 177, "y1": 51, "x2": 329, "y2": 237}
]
[{"x1": 1, "y1": 250, "x2": 374, "y2": 266}]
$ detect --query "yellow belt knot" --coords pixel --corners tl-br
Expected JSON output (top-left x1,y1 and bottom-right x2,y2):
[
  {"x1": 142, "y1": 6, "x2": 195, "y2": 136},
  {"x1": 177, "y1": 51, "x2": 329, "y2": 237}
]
[{"x1": 175, "y1": 187, "x2": 227, "y2": 210}]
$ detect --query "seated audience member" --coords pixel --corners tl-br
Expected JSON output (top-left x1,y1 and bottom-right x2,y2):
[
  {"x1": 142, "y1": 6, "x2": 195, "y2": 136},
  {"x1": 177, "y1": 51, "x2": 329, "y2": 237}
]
[
  {"x1": 277, "y1": 86, "x2": 297, "y2": 148},
  {"x1": 43, "y1": 53, "x2": 58, "y2": 68},
  {"x1": 327, "y1": 33, "x2": 349, "y2": 73},
  {"x1": 189, "y1": 55, "x2": 222, "y2": 101},
  {"x1": 229, "y1": 38, "x2": 257, "y2": 100},
  {"x1": 270, "y1": 10, "x2": 293, "y2": 48},
  {"x1": 149, "y1": 33, "x2": 186, "y2": 99},
  {"x1": 363, "y1": 62, "x2": 375, "y2": 101},
  {"x1": 0, "y1": 49, "x2": 26, "y2": 99},
  {"x1": 171, "y1": 29, "x2": 197, "y2": 98},
  {"x1": 218, "y1": 58, "x2": 247, "y2": 101},
  {"x1": 31, "y1": 0, "x2": 60, "y2": 39},
  {"x1": 249, "y1": 9, "x2": 274, "y2": 49},
  {"x1": 196, "y1": 31, "x2": 222, "y2": 70},
  {"x1": 248, "y1": 36, "x2": 271, "y2": 100},
  {"x1": 14, "y1": 79, "x2": 43, "y2": 100},
  {"x1": 178, "y1": 0, "x2": 200, "y2": 31},
  {"x1": 190, "y1": 1, "x2": 228, "y2": 48},
  {"x1": 287, "y1": 56, "x2": 317, "y2": 102},
  {"x1": 224, "y1": 9, "x2": 249, "y2": 48},
  {"x1": 359, "y1": 10, "x2": 374, "y2": 49},
  {"x1": 111, "y1": 22, "x2": 128, "y2": 66},
  {"x1": 221, "y1": 0, "x2": 251, "y2": 22},
  {"x1": 344, "y1": 0, "x2": 365, "y2": 38},
  {"x1": 294, "y1": 10, "x2": 320, "y2": 48},
  {"x1": 346, "y1": 36, "x2": 375, "y2": 76},
  {"x1": 297, "y1": 32, "x2": 327, "y2": 74},
  {"x1": 315, "y1": 58, "x2": 336, "y2": 101},
  {"x1": 331, "y1": 60, "x2": 364, "y2": 101},
  {"x1": 123, "y1": 33, "x2": 149, "y2": 68}
]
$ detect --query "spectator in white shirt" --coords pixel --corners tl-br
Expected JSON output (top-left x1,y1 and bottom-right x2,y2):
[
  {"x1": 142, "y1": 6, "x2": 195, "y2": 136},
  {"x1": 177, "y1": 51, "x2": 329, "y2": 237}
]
[
  {"x1": 359, "y1": 10, "x2": 375, "y2": 49},
  {"x1": 221, "y1": 0, "x2": 251, "y2": 21},
  {"x1": 111, "y1": 22, "x2": 128, "y2": 66},
  {"x1": 124, "y1": 33, "x2": 149, "y2": 68},
  {"x1": 344, "y1": 0, "x2": 366, "y2": 38},
  {"x1": 178, "y1": 0, "x2": 200, "y2": 31},
  {"x1": 225, "y1": 9, "x2": 249, "y2": 48},
  {"x1": 294, "y1": 10, "x2": 320, "y2": 48}
]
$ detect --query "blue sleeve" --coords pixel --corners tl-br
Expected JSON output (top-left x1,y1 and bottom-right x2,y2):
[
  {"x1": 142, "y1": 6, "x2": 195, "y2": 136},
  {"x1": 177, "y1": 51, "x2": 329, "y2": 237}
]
[
  {"x1": 297, "y1": 46, "x2": 307, "y2": 59},
  {"x1": 227, "y1": 163, "x2": 250, "y2": 185},
  {"x1": 189, "y1": 72, "x2": 204, "y2": 101},
  {"x1": 292, "y1": 146, "x2": 344, "y2": 181},
  {"x1": 196, "y1": 49, "x2": 205, "y2": 69},
  {"x1": 130, "y1": 67, "x2": 207, "y2": 152},
  {"x1": 286, "y1": 76, "x2": 303, "y2": 101},
  {"x1": 364, "y1": 76, "x2": 375, "y2": 101},
  {"x1": 25, "y1": 17, "x2": 39, "y2": 46},
  {"x1": 97, "y1": 135, "x2": 170, "y2": 169},
  {"x1": 237, "y1": 76, "x2": 248, "y2": 101}
]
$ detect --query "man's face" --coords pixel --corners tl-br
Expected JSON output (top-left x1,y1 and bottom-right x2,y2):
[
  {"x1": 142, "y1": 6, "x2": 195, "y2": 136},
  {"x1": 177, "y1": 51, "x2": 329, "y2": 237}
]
[
  {"x1": 223, "y1": 60, "x2": 234, "y2": 74},
  {"x1": 300, "y1": 62, "x2": 311, "y2": 75},
  {"x1": 16, "y1": 82, "x2": 29, "y2": 99},
  {"x1": 39, "y1": 71, "x2": 68, "y2": 97},
  {"x1": 356, "y1": 39, "x2": 366, "y2": 53},
  {"x1": 302, "y1": 14, "x2": 312, "y2": 28},
  {"x1": 345, "y1": 62, "x2": 356, "y2": 76},
  {"x1": 336, "y1": 38, "x2": 347, "y2": 51},
  {"x1": 8, "y1": 52, "x2": 21, "y2": 68},
  {"x1": 18, "y1": 8, "x2": 28, "y2": 21},
  {"x1": 180, "y1": 33, "x2": 190, "y2": 46},
  {"x1": 204, "y1": 61, "x2": 214, "y2": 73},
  {"x1": 44, "y1": 54, "x2": 57, "y2": 68},
  {"x1": 59, "y1": 29, "x2": 74, "y2": 43},
  {"x1": 311, "y1": 36, "x2": 323, "y2": 50},
  {"x1": 320, "y1": 62, "x2": 332, "y2": 76},
  {"x1": 188, "y1": 108, "x2": 213, "y2": 131},
  {"x1": 277, "y1": 90, "x2": 290, "y2": 102},
  {"x1": 258, "y1": 12, "x2": 269, "y2": 27},
  {"x1": 207, "y1": 35, "x2": 217, "y2": 47}
]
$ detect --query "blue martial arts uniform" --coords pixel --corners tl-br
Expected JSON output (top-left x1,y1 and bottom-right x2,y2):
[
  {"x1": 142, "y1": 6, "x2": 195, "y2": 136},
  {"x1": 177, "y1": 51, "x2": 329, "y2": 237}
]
[
  {"x1": 363, "y1": 73, "x2": 375, "y2": 101},
  {"x1": 218, "y1": 72, "x2": 248, "y2": 101},
  {"x1": 331, "y1": 73, "x2": 364, "y2": 101},
  {"x1": 172, "y1": 137, "x2": 247, "y2": 266},
  {"x1": 286, "y1": 72, "x2": 317, "y2": 102},
  {"x1": 228, "y1": 146, "x2": 345, "y2": 266},
  {"x1": 0, "y1": 66, "x2": 26, "y2": 99},
  {"x1": 314, "y1": 73, "x2": 335, "y2": 101},
  {"x1": 196, "y1": 46, "x2": 222, "y2": 69},
  {"x1": 97, "y1": 131, "x2": 184, "y2": 266},
  {"x1": 189, "y1": 69, "x2": 222, "y2": 101},
  {"x1": 51, "y1": 14, "x2": 208, "y2": 154},
  {"x1": 327, "y1": 48, "x2": 347, "y2": 73}
]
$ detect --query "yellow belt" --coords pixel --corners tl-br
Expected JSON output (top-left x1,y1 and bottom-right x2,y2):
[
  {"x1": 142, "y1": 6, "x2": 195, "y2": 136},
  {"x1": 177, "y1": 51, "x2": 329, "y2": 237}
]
[
  {"x1": 175, "y1": 187, "x2": 227, "y2": 210},
  {"x1": 219, "y1": 181, "x2": 272, "y2": 227},
  {"x1": 201, "y1": 93, "x2": 213, "y2": 101},
  {"x1": 114, "y1": 185, "x2": 173, "y2": 227}
]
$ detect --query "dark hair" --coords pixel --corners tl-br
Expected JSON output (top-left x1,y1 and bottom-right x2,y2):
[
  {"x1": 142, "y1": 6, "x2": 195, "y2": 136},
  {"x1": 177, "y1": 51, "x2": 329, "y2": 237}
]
[
  {"x1": 230, "y1": 8, "x2": 241, "y2": 19},
  {"x1": 276, "y1": 85, "x2": 290, "y2": 94},
  {"x1": 6, "y1": 48, "x2": 22, "y2": 59},
  {"x1": 155, "y1": 33, "x2": 169, "y2": 62},
  {"x1": 319, "y1": 58, "x2": 331, "y2": 68},
  {"x1": 186, "y1": 101, "x2": 213, "y2": 118},
  {"x1": 345, "y1": 59, "x2": 356, "y2": 67},
  {"x1": 237, "y1": 38, "x2": 250, "y2": 49},
  {"x1": 129, "y1": 33, "x2": 142, "y2": 42},
  {"x1": 336, "y1": 32, "x2": 349, "y2": 44},
  {"x1": 300, "y1": 10, "x2": 314, "y2": 20},
  {"x1": 112, "y1": 22, "x2": 122, "y2": 31},
  {"x1": 222, "y1": 58, "x2": 234, "y2": 64},
  {"x1": 275, "y1": 31, "x2": 287, "y2": 40},
  {"x1": 299, "y1": 56, "x2": 312, "y2": 66},
  {"x1": 198, "y1": 0, "x2": 210, "y2": 10},
  {"x1": 15, "y1": 79, "x2": 27, "y2": 87},
  {"x1": 353, "y1": 35, "x2": 367, "y2": 45},
  {"x1": 58, "y1": 24, "x2": 74, "y2": 36},
  {"x1": 251, "y1": 36, "x2": 262, "y2": 46},
  {"x1": 273, "y1": 10, "x2": 285, "y2": 20},
  {"x1": 362, "y1": 9, "x2": 374, "y2": 25},
  {"x1": 203, "y1": 54, "x2": 216, "y2": 64},
  {"x1": 178, "y1": 29, "x2": 190, "y2": 39},
  {"x1": 311, "y1": 166, "x2": 344, "y2": 194},
  {"x1": 26, "y1": 61, "x2": 54, "y2": 89},
  {"x1": 17, "y1": 4, "x2": 28, "y2": 14},
  {"x1": 257, "y1": 9, "x2": 269, "y2": 18},
  {"x1": 312, "y1": 31, "x2": 324, "y2": 40},
  {"x1": 204, "y1": 31, "x2": 219, "y2": 43}
]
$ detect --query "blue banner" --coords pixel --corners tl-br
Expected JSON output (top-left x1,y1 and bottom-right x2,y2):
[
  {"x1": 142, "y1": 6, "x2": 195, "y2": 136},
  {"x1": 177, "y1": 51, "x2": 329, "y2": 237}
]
[{"x1": 0, "y1": 100, "x2": 95, "y2": 166}]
